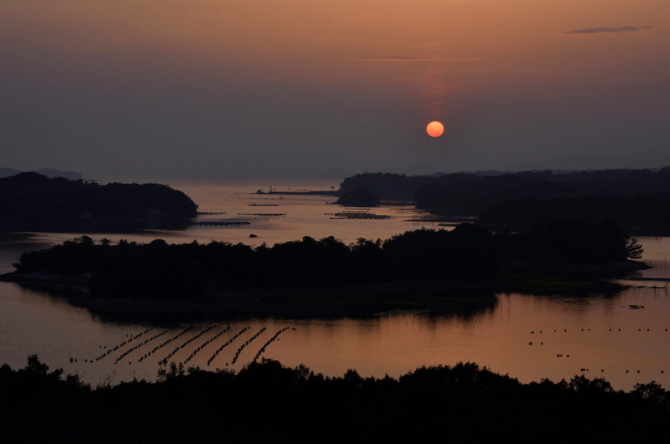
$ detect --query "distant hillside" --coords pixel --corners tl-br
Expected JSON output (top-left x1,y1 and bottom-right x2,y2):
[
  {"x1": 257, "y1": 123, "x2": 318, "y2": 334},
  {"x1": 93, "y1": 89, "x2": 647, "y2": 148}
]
[
  {"x1": 0, "y1": 167, "x2": 83, "y2": 180},
  {"x1": 0, "y1": 173, "x2": 197, "y2": 232},
  {"x1": 34, "y1": 168, "x2": 83, "y2": 180},
  {"x1": 342, "y1": 168, "x2": 670, "y2": 234},
  {"x1": 0, "y1": 168, "x2": 21, "y2": 178},
  {"x1": 339, "y1": 173, "x2": 468, "y2": 201},
  {"x1": 506, "y1": 151, "x2": 670, "y2": 172}
]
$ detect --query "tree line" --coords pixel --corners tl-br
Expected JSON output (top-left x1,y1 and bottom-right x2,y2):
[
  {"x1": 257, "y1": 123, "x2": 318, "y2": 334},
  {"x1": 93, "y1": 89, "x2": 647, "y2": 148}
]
[
  {"x1": 12, "y1": 222, "x2": 642, "y2": 298},
  {"x1": 0, "y1": 172, "x2": 198, "y2": 232},
  {"x1": 1, "y1": 355, "x2": 669, "y2": 443},
  {"x1": 341, "y1": 168, "x2": 670, "y2": 233}
]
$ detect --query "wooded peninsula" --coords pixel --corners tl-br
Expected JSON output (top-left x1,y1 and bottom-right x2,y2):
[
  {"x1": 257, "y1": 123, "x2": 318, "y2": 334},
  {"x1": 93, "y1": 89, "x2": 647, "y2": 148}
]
[
  {"x1": 1, "y1": 222, "x2": 645, "y2": 316},
  {"x1": 0, "y1": 173, "x2": 197, "y2": 232}
]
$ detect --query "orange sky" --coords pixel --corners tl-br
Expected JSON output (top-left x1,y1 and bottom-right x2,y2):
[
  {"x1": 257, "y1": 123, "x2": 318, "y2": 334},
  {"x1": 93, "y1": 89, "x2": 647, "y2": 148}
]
[{"x1": 1, "y1": 0, "x2": 669, "y2": 177}]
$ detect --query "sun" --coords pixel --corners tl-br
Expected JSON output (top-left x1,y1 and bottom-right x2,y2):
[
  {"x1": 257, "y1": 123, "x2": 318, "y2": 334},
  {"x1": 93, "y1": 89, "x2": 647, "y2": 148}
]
[{"x1": 426, "y1": 121, "x2": 444, "y2": 138}]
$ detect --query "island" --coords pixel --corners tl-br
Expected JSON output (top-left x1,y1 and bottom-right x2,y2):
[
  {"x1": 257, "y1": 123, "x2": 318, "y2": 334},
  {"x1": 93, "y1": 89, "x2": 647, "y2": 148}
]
[
  {"x1": 0, "y1": 172, "x2": 198, "y2": 232},
  {"x1": 340, "y1": 168, "x2": 670, "y2": 235},
  {"x1": 1, "y1": 221, "x2": 646, "y2": 316}
]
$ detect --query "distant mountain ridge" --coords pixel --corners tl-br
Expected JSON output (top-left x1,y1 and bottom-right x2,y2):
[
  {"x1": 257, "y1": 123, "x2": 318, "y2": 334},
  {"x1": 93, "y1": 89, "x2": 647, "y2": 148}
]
[
  {"x1": 0, "y1": 167, "x2": 83, "y2": 180},
  {"x1": 506, "y1": 151, "x2": 670, "y2": 172}
]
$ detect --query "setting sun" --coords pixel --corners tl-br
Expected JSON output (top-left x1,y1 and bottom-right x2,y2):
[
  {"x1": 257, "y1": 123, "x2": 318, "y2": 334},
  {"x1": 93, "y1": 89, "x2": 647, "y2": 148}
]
[{"x1": 426, "y1": 121, "x2": 444, "y2": 138}]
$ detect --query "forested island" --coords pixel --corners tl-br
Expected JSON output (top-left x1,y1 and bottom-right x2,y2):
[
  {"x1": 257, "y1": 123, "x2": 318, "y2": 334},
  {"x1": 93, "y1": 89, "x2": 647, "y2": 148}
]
[
  {"x1": 0, "y1": 173, "x2": 198, "y2": 232},
  {"x1": 2, "y1": 355, "x2": 669, "y2": 443},
  {"x1": 1, "y1": 222, "x2": 644, "y2": 315},
  {"x1": 341, "y1": 168, "x2": 670, "y2": 234}
]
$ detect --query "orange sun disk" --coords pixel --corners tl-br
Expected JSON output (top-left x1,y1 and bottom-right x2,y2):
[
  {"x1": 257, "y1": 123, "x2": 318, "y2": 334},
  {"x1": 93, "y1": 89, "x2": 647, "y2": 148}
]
[{"x1": 426, "y1": 121, "x2": 444, "y2": 138}]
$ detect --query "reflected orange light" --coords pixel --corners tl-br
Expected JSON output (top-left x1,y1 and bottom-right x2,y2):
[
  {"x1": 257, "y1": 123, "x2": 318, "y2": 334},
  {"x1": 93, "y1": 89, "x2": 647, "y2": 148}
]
[{"x1": 426, "y1": 121, "x2": 444, "y2": 138}]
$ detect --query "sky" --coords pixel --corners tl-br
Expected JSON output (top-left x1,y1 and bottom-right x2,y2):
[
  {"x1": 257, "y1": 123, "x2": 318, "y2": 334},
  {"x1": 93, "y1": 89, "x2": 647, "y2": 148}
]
[{"x1": 1, "y1": 0, "x2": 669, "y2": 180}]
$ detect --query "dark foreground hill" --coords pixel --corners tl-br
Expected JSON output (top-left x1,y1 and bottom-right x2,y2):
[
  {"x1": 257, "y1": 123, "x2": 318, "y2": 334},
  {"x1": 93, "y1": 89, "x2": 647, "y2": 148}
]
[
  {"x1": 2, "y1": 356, "x2": 669, "y2": 443},
  {"x1": 0, "y1": 173, "x2": 197, "y2": 232}
]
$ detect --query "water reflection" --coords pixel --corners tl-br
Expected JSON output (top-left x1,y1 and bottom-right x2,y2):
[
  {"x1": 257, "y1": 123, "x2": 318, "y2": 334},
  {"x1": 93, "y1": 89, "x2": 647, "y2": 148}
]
[
  {"x1": 1, "y1": 280, "x2": 669, "y2": 391},
  {"x1": 0, "y1": 182, "x2": 669, "y2": 390},
  {"x1": 0, "y1": 181, "x2": 441, "y2": 267}
]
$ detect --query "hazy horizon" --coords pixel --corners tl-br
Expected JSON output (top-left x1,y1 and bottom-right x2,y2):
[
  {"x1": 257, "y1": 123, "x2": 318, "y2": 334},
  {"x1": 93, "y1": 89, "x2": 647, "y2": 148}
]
[{"x1": 2, "y1": 0, "x2": 669, "y2": 180}]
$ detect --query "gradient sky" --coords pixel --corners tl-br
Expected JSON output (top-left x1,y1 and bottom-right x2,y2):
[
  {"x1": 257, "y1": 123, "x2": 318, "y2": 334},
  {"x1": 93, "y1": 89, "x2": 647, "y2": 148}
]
[{"x1": 1, "y1": 0, "x2": 669, "y2": 179}]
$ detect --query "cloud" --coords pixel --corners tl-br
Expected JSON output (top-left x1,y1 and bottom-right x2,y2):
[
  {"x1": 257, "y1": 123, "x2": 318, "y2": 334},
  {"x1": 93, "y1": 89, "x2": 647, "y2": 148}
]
[
  {"x1": 563, "y1": 26, "x2": 651, "y2": 35},
  {"x1": 354, "y1": 56, "x2": 481, "y2": 62}
]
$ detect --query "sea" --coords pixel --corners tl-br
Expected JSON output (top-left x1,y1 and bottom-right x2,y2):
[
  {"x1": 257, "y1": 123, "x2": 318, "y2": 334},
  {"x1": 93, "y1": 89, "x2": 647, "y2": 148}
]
[{"x1": 1, "y1": 179, "x2": 669, "y2": 389}]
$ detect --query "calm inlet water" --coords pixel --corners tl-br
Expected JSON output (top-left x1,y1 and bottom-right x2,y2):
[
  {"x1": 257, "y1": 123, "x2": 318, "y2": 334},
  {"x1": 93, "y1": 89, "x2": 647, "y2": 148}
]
[{"x1": 0, "y1": 180, "x2": 668, "y2": 390}]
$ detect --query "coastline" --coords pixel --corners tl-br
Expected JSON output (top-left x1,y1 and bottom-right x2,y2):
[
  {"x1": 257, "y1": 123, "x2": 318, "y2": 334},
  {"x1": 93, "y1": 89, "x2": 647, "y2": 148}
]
[
  {"x1": 0, "y1": 274, "x2": 497, "y2": 317},
  {"x1": 0, "y1": 259, "x2": 648, "y2": 318}
]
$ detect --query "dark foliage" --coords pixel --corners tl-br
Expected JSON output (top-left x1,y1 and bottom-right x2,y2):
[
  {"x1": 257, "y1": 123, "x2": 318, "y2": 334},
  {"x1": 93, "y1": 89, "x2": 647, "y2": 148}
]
[
  {"x1": 416, "y1": 174, "x2": 573, "y2": 215},
  {"x1": 1, "y1": 355, "x2": 669, "y2": 443},
  {"x1": 340, "y1": 172, "x2": 470, "y2": 200},
  {"x1": 12, "y1": 222, "x2": 640, "y2": 298},
  {"x1": 344, "y1": 168, "x2": 670, "y2": 233},
  {"x1": 479, "y1": 193, "x2": 670, "y2": 233},
  {"x1": 493, "y1": 220, "x2": 643, "y2": 263},
  {"x1": 0, "y1": 172, "x2": 198, "y2": 232},
  {"x1": 14, "y1": 227, "x2": 499, "y2": 297}
]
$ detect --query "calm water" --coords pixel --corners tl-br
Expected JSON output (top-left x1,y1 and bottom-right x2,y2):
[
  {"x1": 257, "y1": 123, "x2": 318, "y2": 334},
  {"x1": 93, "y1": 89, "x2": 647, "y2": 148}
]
[
  {"x1": 0, "y1": 180, "x2": 669, "y2": 390},
  {"x1": 16, "y1": 179, "x2": 438, "y2": 249}
]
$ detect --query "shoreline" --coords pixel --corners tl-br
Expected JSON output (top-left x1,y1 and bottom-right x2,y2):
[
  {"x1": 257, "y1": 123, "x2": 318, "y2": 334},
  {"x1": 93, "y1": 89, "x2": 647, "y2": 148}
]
[
  {"x1": 0, "y1": 274, "x2": 498, "y2": 318},
  {"x1": 0, "y1": 259, "x2": 648, "y2": 318}
]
